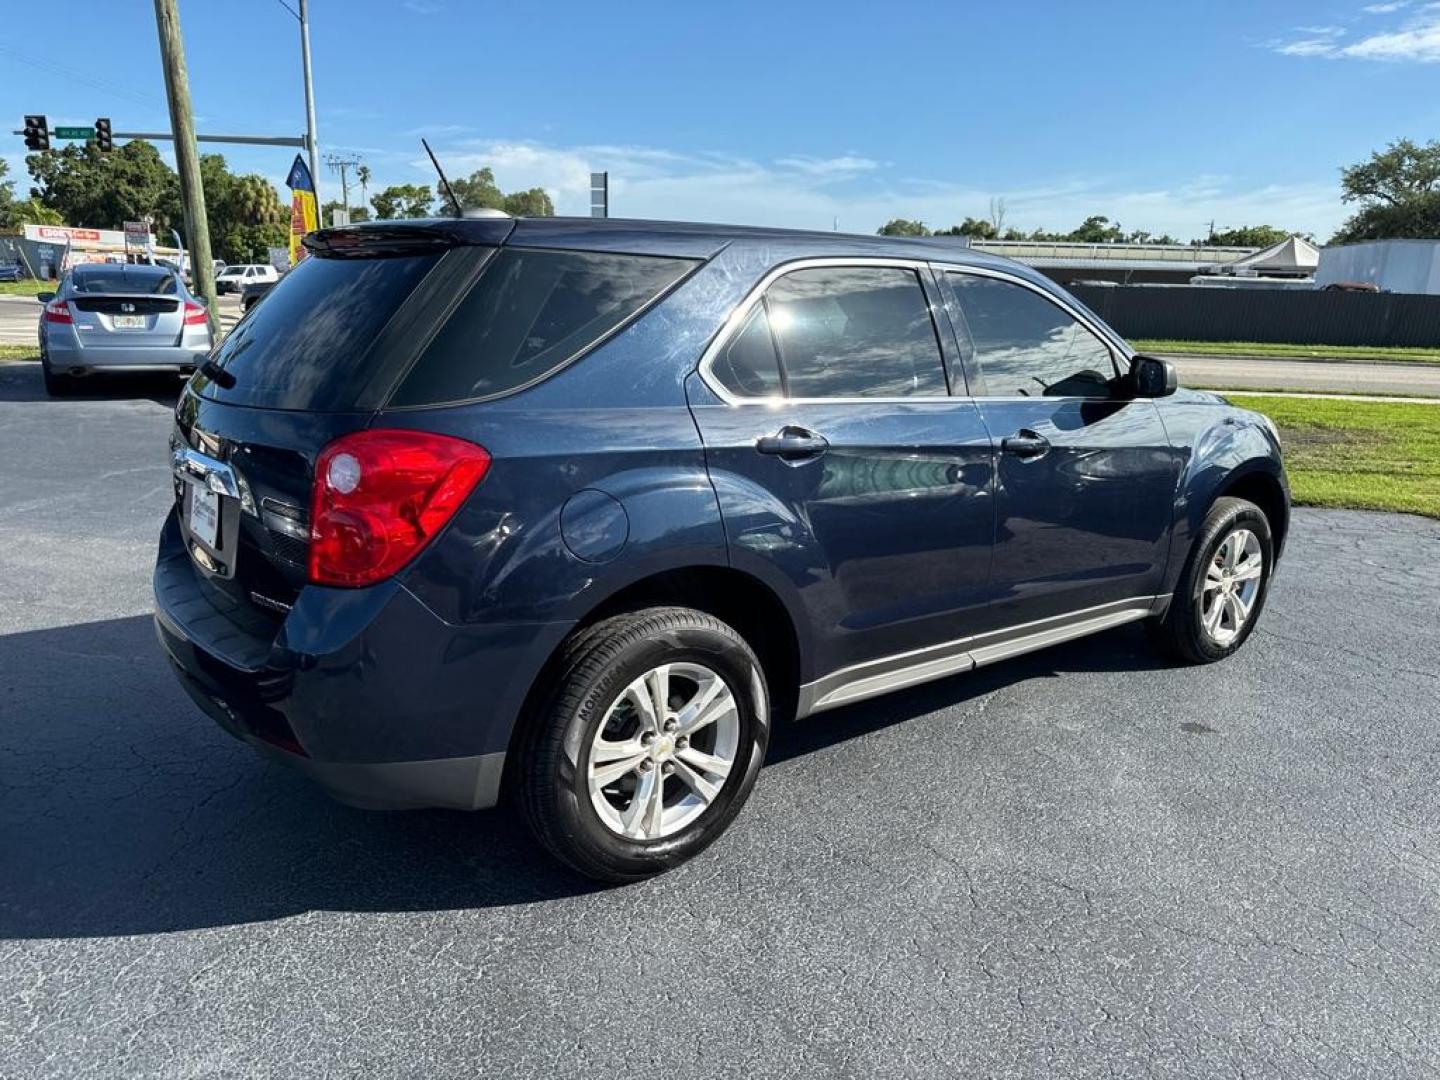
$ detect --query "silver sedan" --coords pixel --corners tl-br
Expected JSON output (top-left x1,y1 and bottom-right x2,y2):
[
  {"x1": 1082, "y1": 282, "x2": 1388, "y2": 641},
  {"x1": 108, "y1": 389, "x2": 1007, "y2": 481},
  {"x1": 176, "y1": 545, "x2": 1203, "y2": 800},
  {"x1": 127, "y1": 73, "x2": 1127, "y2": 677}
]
[{"x1": 38, "y1": 264, "x2": 213, "y2": 396}]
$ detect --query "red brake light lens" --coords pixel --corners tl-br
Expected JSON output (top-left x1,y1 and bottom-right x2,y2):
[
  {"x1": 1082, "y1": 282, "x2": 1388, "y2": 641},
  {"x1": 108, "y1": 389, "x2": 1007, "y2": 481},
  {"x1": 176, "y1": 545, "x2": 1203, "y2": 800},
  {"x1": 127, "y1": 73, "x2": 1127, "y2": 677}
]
[
  {"x1": 183, "y1": 301, "x2": 208, "y2": 326},
  {"x1": 309, "y1": 429, "x2": 491, "y2": 587},
  {"x1": 43, "y1": 299, "x2": 72, "y2": 324}
]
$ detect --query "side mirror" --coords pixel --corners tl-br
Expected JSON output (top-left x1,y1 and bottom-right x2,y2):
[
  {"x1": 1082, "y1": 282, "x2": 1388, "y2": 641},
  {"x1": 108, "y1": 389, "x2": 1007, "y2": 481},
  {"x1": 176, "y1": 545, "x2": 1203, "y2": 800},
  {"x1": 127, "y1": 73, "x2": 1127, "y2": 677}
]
[
  {"x1": 1131, "y1": 354, "x2": 1177, "y2": 398},
  {"x1": 36, "y1": 291, "x2": 55, "y2": 303}
]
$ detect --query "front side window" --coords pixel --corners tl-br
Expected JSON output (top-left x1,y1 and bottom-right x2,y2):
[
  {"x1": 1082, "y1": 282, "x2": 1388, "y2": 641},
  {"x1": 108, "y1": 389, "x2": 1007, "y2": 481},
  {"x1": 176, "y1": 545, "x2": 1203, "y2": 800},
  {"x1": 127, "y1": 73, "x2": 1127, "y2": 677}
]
[
  {"x1": 947, "y1": 273, "x2": 1118, "y2": 397},
  {"x1": 762, "y1": 266, "x2": 947, "y2": 399}
]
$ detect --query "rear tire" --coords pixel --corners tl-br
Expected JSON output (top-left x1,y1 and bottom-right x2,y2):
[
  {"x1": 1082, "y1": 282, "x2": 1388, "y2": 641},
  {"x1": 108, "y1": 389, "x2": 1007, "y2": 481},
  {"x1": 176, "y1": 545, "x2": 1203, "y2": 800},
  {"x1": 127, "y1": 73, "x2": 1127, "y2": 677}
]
[
  {"x1": 1149, "y1": 496, "x2": 1274, "y2": 664},
  {"x1": 41, "y1": 359, "x2": 77, "y2": 397},
  {"x1": 522, "y1": 606, "x2": 770, "y2": 882}
]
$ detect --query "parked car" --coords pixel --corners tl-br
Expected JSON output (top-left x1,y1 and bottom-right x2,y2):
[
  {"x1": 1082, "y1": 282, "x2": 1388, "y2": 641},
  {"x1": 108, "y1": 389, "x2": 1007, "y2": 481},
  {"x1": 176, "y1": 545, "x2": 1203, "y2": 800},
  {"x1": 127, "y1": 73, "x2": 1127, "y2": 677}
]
[
  {"x1": 240, "y1": 276, "x2": 279, "y2": 313},
  {"x1": 154, "y1": 217, "x2": 1289, "y2": 881},
  {"x1": 38, "y1": 264, "x2": 213, "y2": 396},
  {"x1": 0, "y1": 263, "x2": 23, "y2": 283},
  {"x1": 215, "y1": 263, "x2": 279, "y2": 294}
]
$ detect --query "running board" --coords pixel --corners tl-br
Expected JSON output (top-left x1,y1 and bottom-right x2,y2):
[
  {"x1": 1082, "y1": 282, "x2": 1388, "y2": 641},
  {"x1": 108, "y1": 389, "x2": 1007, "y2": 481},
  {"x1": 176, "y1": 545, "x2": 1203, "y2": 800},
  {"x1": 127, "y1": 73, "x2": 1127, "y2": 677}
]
[{"x1": 797, "y1": 595, "x2": 1168, "y2": 717}]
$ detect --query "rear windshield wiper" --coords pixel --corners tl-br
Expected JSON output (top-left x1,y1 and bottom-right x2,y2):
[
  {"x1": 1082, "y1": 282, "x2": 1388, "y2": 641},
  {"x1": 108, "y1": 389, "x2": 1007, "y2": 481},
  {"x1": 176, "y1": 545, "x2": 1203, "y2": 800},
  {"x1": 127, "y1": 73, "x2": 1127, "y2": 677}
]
[{"x1": 200, "y1": 358, "x2": 236, "y2": 389}]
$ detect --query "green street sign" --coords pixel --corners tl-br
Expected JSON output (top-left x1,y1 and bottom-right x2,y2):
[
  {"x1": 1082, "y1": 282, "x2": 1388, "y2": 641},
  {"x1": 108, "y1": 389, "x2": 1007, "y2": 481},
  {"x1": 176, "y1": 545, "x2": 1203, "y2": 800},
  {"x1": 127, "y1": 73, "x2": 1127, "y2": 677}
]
[{"x1": 54, "y1": 127, "x2": 92, "y2": 139}]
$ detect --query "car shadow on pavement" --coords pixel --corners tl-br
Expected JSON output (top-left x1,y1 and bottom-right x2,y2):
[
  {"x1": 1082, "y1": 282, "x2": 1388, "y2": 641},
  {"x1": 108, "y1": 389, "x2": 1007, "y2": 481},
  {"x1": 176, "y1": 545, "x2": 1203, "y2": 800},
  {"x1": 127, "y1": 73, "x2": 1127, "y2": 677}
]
[
  {"x1": 0, "y1": 612, "x2": 1172, "y2": 941},
  {"x1": 0, "y1": 361, "x2": 183, "y2": 406}
]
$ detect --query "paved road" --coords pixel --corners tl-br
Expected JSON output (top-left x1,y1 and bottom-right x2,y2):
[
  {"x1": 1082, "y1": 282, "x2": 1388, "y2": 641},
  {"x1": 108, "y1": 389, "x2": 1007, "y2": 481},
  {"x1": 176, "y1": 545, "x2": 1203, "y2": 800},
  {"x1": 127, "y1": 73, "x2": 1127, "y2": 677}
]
[
  {"x1": 3, "y1": 361, "x2": 1440, "y2": 1078},
  {"x1": 0, "y1": 292, "x2": 243, "y2": 346},
  {"x1": 1167, "y1": 353, "x2": 1440, "y2": 397}
]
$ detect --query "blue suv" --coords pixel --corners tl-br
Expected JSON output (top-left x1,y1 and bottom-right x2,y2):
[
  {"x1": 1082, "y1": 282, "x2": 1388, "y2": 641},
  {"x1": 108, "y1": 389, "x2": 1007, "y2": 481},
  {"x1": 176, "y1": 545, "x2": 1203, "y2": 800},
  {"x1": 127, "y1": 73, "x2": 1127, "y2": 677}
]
[{"x1": 155, "y1": 216, "x2": 1288, "y2": 880}]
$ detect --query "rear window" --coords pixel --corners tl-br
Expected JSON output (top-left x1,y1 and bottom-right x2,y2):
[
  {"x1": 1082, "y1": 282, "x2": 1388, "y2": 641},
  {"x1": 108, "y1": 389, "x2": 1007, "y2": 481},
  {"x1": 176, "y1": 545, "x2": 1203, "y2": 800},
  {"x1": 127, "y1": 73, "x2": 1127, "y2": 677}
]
[
  {"x1": 387, "y1": 248, "x2": 694, "y2": 407},
  {"x1": 73, "y1": 271, "x2": 178, "y2": 295},
  {"x1": 194, "y1": 252, "x2": 441, "y2": 410}
]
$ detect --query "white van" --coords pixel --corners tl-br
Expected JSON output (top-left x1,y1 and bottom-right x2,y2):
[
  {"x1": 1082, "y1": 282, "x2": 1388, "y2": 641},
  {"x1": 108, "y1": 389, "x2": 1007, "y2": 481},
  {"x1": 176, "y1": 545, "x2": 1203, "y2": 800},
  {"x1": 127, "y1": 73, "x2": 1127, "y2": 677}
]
[{"x1": 215, "y1": 264, "x2": 279, "y2": 295}]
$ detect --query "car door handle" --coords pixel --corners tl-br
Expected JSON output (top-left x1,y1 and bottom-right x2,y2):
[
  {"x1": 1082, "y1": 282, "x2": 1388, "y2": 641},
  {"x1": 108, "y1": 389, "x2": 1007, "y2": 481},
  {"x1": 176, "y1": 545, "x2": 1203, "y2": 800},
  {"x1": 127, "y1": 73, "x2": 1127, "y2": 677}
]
[
  {"x1": 1001, "y1": 430, "x2": 1050, "y2": 459},
  {"x1": 756, "y1": 427, "x2": 829, "y2": 461}
]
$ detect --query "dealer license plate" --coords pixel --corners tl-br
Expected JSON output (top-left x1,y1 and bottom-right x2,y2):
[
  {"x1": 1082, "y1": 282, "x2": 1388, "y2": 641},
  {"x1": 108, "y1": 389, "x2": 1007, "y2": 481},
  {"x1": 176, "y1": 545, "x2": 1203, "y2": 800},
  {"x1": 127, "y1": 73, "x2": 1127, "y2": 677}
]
[{"x1": 189, "y1": 484, "x2": 220, "y2": 548}]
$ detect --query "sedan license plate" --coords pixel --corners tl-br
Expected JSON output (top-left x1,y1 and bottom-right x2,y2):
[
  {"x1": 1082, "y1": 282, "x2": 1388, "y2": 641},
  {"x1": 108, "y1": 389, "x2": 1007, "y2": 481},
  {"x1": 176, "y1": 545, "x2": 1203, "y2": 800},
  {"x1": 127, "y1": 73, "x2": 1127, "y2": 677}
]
[
  {"x1": 189, "y1": 484, "x2": 220, "y2": 548},
  {"x1": 113, "y1": 314, "x2": 145, "y2": 329}
]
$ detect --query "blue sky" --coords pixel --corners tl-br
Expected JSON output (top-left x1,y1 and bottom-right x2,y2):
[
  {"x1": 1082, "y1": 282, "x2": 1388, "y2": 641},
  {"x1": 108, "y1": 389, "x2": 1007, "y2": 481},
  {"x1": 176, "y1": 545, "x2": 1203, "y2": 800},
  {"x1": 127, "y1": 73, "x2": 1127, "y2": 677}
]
[{"x1": 3, "y1": 0, "x2": 1439, "y2": 240}]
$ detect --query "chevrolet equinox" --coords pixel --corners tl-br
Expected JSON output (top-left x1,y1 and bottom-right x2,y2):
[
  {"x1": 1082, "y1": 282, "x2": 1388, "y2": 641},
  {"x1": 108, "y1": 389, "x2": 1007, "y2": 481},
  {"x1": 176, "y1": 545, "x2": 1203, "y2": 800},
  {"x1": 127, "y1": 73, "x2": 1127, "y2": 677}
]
[{"x1": 155, "y1": 217, "x2": 1289, "y2": 881}]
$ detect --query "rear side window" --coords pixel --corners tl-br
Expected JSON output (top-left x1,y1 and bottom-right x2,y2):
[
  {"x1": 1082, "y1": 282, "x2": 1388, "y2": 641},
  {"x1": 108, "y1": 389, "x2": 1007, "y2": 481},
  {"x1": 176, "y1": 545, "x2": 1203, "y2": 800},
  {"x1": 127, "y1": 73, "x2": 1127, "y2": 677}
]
[
  {"x1": 713, "y1": 306, "x2": 782, "y2": 397},
  {"x1": 388, "y1": 249, "x2": 694, "y2": 406},
  {"x1": 195, "y1": 252, "x2": 441, "y2": 410},
  {"x1": 763, "y1": 266, "x2": 947, "y2": 399}
]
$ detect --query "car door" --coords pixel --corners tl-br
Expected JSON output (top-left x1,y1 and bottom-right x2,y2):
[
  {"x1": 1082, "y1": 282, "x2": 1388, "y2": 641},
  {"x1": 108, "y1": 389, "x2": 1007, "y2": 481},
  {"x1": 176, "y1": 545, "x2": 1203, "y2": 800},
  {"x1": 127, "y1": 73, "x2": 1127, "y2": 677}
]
[
  {"x1": 688, "y1": 259, "x2": 996, "y2": 689},
  {"x1": 938, "y1": 267, "x2": 1180, "y2": 631}
]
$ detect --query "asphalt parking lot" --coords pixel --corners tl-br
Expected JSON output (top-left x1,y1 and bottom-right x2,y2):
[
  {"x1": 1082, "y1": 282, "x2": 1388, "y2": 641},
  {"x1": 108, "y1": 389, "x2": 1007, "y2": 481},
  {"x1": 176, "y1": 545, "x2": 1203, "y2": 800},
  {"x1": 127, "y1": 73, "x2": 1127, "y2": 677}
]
[{"x1": 2, "y1": 360, "x2": 1439, "y2": 1079}]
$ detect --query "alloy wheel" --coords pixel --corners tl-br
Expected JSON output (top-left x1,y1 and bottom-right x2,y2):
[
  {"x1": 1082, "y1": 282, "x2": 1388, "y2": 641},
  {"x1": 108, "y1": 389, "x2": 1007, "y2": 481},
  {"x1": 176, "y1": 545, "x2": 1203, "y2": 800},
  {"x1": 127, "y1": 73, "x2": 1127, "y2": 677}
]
[
  {"x1": 1200, "y1": 527, "x2": 1264, "y2": 646},
  {"x1": 586, "y1": 661, "x2": 740, "y2": 840}
]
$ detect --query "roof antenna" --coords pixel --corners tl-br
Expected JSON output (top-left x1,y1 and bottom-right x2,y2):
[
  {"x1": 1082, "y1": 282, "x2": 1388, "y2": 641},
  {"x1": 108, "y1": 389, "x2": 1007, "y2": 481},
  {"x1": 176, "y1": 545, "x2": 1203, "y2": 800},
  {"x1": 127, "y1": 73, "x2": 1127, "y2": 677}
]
[{"x1": 421, "y1": 137, "x2": 462, "y2": 217}]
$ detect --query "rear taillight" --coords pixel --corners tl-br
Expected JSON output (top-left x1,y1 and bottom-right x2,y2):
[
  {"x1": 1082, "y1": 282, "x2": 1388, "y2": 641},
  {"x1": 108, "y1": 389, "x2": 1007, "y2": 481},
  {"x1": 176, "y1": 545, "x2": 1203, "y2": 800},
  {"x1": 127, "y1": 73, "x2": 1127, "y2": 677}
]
[
  {"x1": 183, "y1": 301, "x2": 208, "y2": 326},
  {"x1": 43, "y1": 300, "x2": 72, "y2": 324},
  {"x1": 309, "y1": 429, "x2": 491, "y2": 588}
]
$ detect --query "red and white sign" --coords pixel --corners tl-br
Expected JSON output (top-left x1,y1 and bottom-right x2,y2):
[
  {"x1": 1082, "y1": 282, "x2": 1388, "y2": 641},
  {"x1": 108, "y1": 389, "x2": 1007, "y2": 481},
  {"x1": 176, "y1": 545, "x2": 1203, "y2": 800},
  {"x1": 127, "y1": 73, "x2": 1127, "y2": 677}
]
[{"x1": 23, "y1": 224, "x2": 125, "y2": 246}]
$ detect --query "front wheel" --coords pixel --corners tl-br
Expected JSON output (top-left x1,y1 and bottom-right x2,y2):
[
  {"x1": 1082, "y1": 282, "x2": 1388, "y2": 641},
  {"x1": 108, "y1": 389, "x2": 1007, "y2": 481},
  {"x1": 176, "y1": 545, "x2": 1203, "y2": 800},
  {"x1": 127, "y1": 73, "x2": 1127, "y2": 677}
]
[
  {"x1": 521, "y1": 607, "x2": 771, "y2": 882},
  {"x1": 1150, "y1": 496, "x2": 1274, "y2": 664}
]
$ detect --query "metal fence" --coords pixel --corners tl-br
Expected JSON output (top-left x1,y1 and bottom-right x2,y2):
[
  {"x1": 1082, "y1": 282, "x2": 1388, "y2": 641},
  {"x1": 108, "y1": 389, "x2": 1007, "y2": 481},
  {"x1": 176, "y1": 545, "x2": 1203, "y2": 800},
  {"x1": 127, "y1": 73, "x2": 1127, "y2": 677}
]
[{"x1": 1069, "y1": 284, "x2": 1440, "y2": 347}]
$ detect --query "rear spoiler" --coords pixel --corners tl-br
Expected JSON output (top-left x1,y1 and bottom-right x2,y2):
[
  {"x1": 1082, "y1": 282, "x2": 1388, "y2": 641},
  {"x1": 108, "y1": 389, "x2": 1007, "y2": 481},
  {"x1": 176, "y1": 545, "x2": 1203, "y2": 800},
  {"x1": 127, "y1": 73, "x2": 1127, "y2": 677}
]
[{"x1": 304, "y1": 218, "x2": 515, "y2": 259}]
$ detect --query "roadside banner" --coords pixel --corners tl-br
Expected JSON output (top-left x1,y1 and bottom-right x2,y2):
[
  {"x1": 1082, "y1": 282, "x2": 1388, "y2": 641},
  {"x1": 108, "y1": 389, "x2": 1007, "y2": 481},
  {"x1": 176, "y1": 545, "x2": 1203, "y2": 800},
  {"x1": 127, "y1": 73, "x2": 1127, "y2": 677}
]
[{"x1": 286, "y1": 154, "x2": 318, "y2": 267}]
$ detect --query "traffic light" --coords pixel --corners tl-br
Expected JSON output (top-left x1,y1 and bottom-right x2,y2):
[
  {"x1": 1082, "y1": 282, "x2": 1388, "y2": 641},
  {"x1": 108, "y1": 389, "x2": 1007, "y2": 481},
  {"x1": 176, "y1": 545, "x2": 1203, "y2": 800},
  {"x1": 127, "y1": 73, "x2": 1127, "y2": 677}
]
[
  {"x1": 94, "y1": 117, "x2": 112, "y2": 152},
  {"x1": 23, "y1": 115, "x2": 48, "y2": 151}
]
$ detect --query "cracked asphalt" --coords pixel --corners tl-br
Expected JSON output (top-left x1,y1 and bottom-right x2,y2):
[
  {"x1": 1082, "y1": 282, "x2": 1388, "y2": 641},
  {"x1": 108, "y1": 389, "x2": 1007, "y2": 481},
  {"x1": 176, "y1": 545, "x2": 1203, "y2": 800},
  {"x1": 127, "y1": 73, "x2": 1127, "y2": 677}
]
[{"x1": 3, "y1": 361, "x2": 1439, "y2": 1079}]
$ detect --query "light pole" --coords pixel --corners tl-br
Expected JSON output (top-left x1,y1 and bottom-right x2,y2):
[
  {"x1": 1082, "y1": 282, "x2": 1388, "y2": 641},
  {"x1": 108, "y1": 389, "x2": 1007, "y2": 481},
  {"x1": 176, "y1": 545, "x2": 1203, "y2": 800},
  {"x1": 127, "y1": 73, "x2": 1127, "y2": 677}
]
[{"x1": 295, "y1": 0, "x2": 321, "y2": 203}]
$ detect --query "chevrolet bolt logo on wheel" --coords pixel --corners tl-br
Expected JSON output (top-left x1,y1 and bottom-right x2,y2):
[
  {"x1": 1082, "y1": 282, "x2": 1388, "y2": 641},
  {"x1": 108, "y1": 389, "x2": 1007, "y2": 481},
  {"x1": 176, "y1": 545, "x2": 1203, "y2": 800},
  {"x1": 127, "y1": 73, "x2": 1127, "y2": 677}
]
[{"x1": 152, "y1": 214, "x2": 1290, "y2": 883}]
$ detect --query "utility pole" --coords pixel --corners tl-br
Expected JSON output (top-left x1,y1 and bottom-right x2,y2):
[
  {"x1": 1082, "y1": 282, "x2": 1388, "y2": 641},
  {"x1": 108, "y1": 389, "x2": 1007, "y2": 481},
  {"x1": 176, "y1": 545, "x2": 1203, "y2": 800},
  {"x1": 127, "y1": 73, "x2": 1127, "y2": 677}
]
[
  {"x1": 153, "y1": 0, "x2": 218, "y2": 334},
  {"x1": 299, "y1": 0, "x2": 321, "y2": 206},
  {"x1": 325, "y1": 152, "x2": 362, "y2": 223}
]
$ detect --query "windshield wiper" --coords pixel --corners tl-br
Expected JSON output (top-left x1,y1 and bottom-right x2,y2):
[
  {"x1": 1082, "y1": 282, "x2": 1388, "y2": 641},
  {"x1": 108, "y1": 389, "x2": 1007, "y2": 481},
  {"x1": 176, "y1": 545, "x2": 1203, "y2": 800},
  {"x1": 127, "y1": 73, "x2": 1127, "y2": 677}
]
[{"x1": 199, "y1": 358, "x2": 236, "y2": 389}]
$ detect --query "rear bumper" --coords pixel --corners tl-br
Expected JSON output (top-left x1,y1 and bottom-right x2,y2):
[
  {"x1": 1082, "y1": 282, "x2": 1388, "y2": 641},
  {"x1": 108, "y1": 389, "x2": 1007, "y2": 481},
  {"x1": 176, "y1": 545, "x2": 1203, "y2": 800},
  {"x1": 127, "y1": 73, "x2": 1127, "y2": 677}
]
[
  {"x1": 152, "y1": 511, "x2": 569, "y2": 810},
  {"x1": 46, "y1": 338, "x2": 208, "y2": 372}
]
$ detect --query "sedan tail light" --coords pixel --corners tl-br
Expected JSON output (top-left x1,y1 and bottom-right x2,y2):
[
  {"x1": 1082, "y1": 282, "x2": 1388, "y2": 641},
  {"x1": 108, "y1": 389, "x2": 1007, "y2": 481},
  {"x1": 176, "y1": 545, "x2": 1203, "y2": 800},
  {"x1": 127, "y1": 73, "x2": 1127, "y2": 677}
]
[
  {"x1": 43, "y1": 299, "x2": 73, "y2": 324},
  {"x1": 183, "y1": 301, "x2": 208, "y2": 326},
  {"x1": 309, "y1": 429, "x2": 491, "y2": 587}
]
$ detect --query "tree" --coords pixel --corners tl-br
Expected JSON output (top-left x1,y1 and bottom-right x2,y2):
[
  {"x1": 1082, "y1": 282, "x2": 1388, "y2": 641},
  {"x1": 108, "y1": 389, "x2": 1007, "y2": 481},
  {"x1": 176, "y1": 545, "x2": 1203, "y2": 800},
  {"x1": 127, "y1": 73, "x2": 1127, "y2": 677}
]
[
  {"x1": 877, "y1": 218, "x2": 931, "y2": 237},
  {"x1": 1332, "y1": 138, "x2": 1440, "y2": 242},
  {"x1": 155, "y1": 154, "x2": 288, "y2": 262},
  {"x1": 371, "y1": 184, "x2": 433, "y2": 220},
  {"x1": 449, "y1": 167, "x2": 504, "y2": 212},
  {"x1": 1204, "y1": 225, "x2": 1293, "y2": 248},
  {"x1": 27, "y1": 139, "x2": 177, "y2": 231},
  {"x1": 1064, "y1": 215, "x2": 1126, "y2": 243},
  {"x1": 503, "y1": 187, "x2": 554, "y2": 216},
  {"x1": 0, "y1": 158, "x2": 13, "y2": 229},
  {"x1": 8, "y1": 198, "x2": 64, "y2": 226},
  {"x1": 321, "y1": 199, "x2": 370, "y2": 225},
  {"x1": 936, "y1": 217, "x2": 998, "y2": 240},
  {"x1": 446, "y1": 167, "x2": 555, "y2": 217}
]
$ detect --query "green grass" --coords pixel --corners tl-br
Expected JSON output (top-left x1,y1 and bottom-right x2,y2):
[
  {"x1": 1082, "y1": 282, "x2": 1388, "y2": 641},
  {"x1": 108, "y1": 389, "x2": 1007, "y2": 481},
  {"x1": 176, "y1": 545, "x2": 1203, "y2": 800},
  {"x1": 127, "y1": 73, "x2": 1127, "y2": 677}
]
[
  {"x1": 0, "y1": 280, "x2": 54, "y2": 298},
  {"x1": 0, "y1": 345, "x2": 37, "y2": 363},
  {"x1": 1238, "y1": 394, "x2": 1440, "y2": 518},
  {"x1": 1133, "y1": 339, "x2": 1440, "y2": 363}
]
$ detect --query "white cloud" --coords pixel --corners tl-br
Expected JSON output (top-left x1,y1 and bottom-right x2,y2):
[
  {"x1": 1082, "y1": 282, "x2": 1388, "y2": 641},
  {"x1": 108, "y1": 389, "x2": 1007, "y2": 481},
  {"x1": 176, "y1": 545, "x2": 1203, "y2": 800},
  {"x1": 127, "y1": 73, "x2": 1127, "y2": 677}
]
[
  {"x1": 1275, "y1": 10, "x2": 1440, "y2": 61},
  {"x1": 411, "y1": 138, "x2": 1346, "y2": 241},
  {"x1": 1339, "y1": 14, "x2": 1440, "y2": 58},
  {"x1": 773, "y1": 155, "x2": 881, "y2": 178},
  {"x1": 1361, "y1": 1, "x2": 1409, "y2": 13}
]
